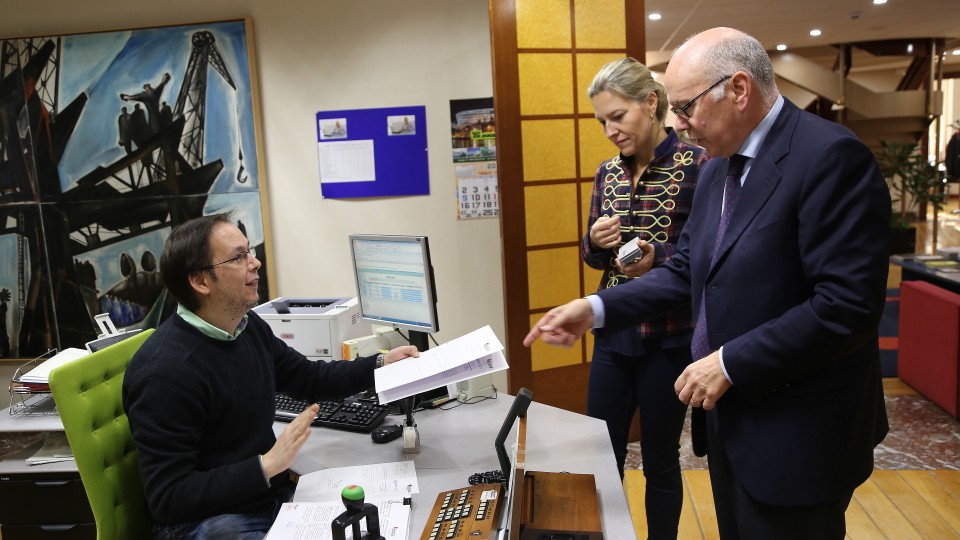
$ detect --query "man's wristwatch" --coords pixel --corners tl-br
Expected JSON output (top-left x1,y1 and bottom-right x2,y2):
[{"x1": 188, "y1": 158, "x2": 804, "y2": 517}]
[{"x1": 375, "y1": 353, "x2": 385, "y2": 369}]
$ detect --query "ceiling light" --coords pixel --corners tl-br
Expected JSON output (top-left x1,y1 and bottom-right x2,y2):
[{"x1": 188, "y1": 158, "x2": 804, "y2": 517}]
[
  {"x1": 907, "y1": 43, "x2": 914, "y2": 54},
  {"x1": 873, "y1": 0, "x2": 887, "y2": 4},
  {"x1": 776, "y1": 44, "x2": 788, "y2": 51},
  {"x1": 648, "y1": 13, "x2": 661, "y2": 21},
  {"x1": 953, "y1": 50, "x2": 960, "y2": 56},
  {"x1": 810, "y1": 29, "x2": 822, "y2": 37}
]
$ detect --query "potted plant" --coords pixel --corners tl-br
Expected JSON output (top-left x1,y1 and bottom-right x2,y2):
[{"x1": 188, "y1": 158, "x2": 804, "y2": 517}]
[{"x1": 877, "y1": 140, "x2": 945, "y2": 254}]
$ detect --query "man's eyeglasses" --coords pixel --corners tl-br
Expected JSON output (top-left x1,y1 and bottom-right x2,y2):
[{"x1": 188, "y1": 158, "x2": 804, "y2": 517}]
[
  {"x1": 204, "y1": 247, "x2": 257, "y2": 270},
  {"x1": 670, "y1": 75, "x2": 732, "y2": 121}
]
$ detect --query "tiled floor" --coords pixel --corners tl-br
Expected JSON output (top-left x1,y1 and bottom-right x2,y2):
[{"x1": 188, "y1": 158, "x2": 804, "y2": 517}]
[
  {"x1": 625, "y1": 387, "x2": 960, "y2": 471},
  {"x1": 876, "y1": 393, "x2": 960, "y2": 470}
]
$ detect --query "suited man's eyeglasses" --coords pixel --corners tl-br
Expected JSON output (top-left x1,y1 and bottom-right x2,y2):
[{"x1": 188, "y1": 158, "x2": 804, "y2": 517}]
[{"x1": 670, "y1": 75, "x2": 732, "y2": 120}]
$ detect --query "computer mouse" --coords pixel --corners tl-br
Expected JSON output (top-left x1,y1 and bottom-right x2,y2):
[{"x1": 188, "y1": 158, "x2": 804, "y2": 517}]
[{"x1": 371, "y1": 424, "x2": 404, "y2": 444}]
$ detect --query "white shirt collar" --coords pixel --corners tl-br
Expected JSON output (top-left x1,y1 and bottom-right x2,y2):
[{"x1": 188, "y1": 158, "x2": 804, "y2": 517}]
[{"x1": 737, "y1": 94, "x2": 784, "y2": 160}]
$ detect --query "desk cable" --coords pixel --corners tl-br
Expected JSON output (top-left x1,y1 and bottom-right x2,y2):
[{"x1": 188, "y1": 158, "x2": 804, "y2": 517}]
[{"x1": 468, "y1": 469, "x2": 506, "y2": 486}]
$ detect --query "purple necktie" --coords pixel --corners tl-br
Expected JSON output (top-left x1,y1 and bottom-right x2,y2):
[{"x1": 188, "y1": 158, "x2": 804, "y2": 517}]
[{"x1": 691, "y1": 154, "x2": 747, "y2": 359}]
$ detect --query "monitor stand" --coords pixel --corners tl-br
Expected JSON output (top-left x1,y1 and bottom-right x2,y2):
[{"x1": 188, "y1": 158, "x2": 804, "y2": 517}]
[
  {"x1": 402, "y1": 330, "x2": 430, "y2": 453},
  {"x1": 408, "y1": 330, "x2": 430, "y2": 353}
]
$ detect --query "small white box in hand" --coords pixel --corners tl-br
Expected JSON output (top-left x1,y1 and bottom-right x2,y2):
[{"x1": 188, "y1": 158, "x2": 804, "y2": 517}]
[{"x1": 618, "y1": 237, "x2": 644, "y2": 264}]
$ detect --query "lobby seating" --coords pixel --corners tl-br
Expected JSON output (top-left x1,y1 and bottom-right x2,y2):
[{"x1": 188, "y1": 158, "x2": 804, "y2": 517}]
[{"x1": 898, "y1": 280, "x2": 960, "y2": 418}]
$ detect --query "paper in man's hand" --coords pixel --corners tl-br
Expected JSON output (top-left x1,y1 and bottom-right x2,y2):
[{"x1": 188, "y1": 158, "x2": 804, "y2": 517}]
[{"x1": 374, "y1": 325, "x2": 508, "y2": 403}]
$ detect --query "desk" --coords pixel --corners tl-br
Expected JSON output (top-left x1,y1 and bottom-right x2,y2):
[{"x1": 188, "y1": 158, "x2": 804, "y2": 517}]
[
  {"x1": 891, "y1": 254, "x2": 960, "y2": 295},
  {"x1": 0, "y1": 408, "x2": 78, "y2": 474},
  {"x1": 278, "y1": 395, "x2": 636, "y2": 539},
  {"x1": 0, "y1": 409, "x2": 95, "y2": 539},
  {"x1": 1, "y1": 396, "x2": 634, "y2": 539}
]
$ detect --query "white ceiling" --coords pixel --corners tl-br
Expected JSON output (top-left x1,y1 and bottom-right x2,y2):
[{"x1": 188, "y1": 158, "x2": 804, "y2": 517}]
[{"x1": 643, "y1": 0, "x2": 960, "y2": 75}]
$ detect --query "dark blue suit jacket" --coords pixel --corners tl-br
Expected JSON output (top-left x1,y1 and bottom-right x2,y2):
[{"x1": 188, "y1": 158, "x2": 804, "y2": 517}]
[{"x1": 597, "y1": 99, "x2": 890, "y2": 506}]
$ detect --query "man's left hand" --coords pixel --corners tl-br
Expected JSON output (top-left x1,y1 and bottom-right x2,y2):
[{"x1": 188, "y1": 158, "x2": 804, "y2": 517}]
[{"x1": 675, "y1": 351, "x2": 732, "y2": 410}]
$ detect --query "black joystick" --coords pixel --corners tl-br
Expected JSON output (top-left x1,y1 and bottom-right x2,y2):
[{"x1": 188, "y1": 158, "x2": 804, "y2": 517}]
[{"x1": 331, "y1": 484, "x2": 384, "y2": 540}]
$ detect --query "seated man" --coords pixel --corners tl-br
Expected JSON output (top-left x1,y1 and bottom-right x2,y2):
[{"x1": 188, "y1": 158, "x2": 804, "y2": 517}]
[{"x1": 123, "y1": 213, "x2": 419, "y2": 539}]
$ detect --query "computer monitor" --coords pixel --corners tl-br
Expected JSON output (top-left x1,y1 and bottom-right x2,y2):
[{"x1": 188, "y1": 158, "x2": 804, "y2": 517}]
[{"x1": 348, "y1": 234, "x2": 439, "y2": 352}]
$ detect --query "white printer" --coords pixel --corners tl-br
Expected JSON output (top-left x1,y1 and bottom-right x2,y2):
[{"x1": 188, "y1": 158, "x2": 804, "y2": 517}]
[{"x1": 253, "y1": 297, "x2": 367, "y2": 360}]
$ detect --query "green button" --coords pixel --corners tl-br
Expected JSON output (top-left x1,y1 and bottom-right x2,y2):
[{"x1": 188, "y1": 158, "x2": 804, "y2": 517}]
[{"x1": 342, "y1": 484, "x2": 365, "y2": 500}]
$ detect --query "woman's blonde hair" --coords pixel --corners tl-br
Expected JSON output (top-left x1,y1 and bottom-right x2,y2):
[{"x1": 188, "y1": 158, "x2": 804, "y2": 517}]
[{"x1": 588, "y1": 57, "x2": 667, "y2": 122}]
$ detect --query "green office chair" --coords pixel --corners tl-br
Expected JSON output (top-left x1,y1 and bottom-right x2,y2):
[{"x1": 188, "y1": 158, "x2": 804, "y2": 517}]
[{"x1": 48, "y1": 329, "x2": 155, "y2": 540}]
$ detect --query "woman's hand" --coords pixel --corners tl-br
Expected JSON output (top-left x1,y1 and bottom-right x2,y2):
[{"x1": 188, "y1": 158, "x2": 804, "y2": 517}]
[
  {"x1": 590, "y1": 215, "x2": 621, "y2": 249},
  {"x1": 616, "y1": 240, "x2": 655, "y2": 277}
]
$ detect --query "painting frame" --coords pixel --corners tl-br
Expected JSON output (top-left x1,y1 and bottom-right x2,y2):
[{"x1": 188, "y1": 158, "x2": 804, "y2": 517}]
[{"x1": 0, "y1": 17, "x2": 275, "y2": 359}]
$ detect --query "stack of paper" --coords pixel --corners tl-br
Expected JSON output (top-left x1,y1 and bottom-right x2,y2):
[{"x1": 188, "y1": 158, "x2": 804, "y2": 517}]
[
  {"x1": 16, "y1": 348, "x2": 89, "y2": 384},
  {"x1": 267, "y1": 461, "x2": 417, "y2": 540}
]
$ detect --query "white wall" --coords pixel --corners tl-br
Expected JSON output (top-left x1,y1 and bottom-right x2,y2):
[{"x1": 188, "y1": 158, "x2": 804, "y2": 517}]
[{"x1": 1, "y1": 0, "x2": 508, "y2": 390}]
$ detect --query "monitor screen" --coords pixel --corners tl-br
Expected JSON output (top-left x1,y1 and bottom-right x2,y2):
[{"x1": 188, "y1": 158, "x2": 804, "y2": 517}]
[{"x1": 348, "y1": 234, "x2": 439, "y2": 335}]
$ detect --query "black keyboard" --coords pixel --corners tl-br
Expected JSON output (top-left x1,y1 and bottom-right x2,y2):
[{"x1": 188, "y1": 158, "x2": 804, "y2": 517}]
[{"x1": 274, "y1": 392, "x2": 389, "y2": 433}]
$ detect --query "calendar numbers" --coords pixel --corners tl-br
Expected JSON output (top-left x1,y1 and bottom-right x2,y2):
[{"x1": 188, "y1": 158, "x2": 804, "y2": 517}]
[{"x1": 456, "y1": 165, "x2": 499, "y2": 220}]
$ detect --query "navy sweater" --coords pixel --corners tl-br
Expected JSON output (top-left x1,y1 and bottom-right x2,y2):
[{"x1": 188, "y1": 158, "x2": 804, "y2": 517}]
[{"x1": 122, "y1": 312, "x2": 376, "y2": 525}]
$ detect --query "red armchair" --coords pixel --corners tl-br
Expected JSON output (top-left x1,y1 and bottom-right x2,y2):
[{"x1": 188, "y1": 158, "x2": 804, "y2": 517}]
[{"x1": 898, "y1": 280, "x2": 960, "y2": 418}]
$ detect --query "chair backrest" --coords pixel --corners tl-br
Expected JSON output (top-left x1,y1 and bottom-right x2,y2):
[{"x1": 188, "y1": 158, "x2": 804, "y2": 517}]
[{"x1": 49, "y1": 329, "x2": 154, "y2": 540}]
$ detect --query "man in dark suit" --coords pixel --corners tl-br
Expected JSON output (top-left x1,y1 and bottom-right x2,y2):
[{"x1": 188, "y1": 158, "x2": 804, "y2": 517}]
[{"x1": 524, "y1": 27, "x2": 890, "y2": 539}]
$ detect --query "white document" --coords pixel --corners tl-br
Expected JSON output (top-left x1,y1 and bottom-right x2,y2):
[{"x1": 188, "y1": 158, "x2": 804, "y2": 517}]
[
  {"x1": 293, "y1": 461, "x2": 419, "y2": 503},
  {"x1": 374, "y1": 325, "x2": 508, "y2": 404},
  {"x1": 266, "y1": 498, "x2": 409, "y2": 540},
  {"x1": 267, "y1": 461, "x2": 417, "y2": 540},
  {"x1": 318, "y1": 139, "x2": 376, "y2": 183},
  {"x1": 17, "y1": 348, "x2": 89, "y2": 384}
]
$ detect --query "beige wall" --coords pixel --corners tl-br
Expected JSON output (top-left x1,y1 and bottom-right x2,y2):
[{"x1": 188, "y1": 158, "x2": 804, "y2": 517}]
[{"x1": 1, "y1": 0, "x2": 508, "y2": 389}]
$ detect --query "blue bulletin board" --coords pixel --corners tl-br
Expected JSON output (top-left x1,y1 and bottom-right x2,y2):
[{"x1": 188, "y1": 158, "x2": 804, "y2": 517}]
[{"x1": 316, "y1": 106, "x2": 429, "y2": 198}]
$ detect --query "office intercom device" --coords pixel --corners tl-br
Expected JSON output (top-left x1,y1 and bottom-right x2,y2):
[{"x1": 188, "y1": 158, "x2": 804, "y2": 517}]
[
  {"x1": 418, "y1": 387, "x2": 605, "y2": 540},
  {"x1": 506, "y1": 392, "x2": 603, "y2": 540},
  {"x1": 518, "y1": 471, "x2": 603, "y2": 540},
  {"x1": 417, "y1": 389, "x2": 533, "y2": 540},
  {"x1": 419, "y1": 483, "x2": 504, "y2": 540},
  {"x1": 496, "y1": 388, "x2": 534, "y2": 488}
]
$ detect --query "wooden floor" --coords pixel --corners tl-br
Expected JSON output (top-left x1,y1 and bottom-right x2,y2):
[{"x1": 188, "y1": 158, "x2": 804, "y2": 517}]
[
  {"x1": 624, "y1": 349, "x2": 960, "y2": 536},
  {"x1": 625, "y1": 205, "x2": 960, "y2": 538},
  {"x1": 624, "y1": 468, "x2": 960, "y2": 539}
]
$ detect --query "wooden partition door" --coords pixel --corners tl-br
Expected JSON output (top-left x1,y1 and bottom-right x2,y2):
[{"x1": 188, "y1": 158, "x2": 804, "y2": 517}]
[{"x1": 490, "y1": 0, "x2": 646, "y2": 413}]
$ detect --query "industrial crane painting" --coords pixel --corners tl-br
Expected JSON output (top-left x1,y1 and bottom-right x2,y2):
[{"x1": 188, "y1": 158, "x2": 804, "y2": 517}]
[{"x1": 0, "y1": 19, "x2": 270, "y2": 359}]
